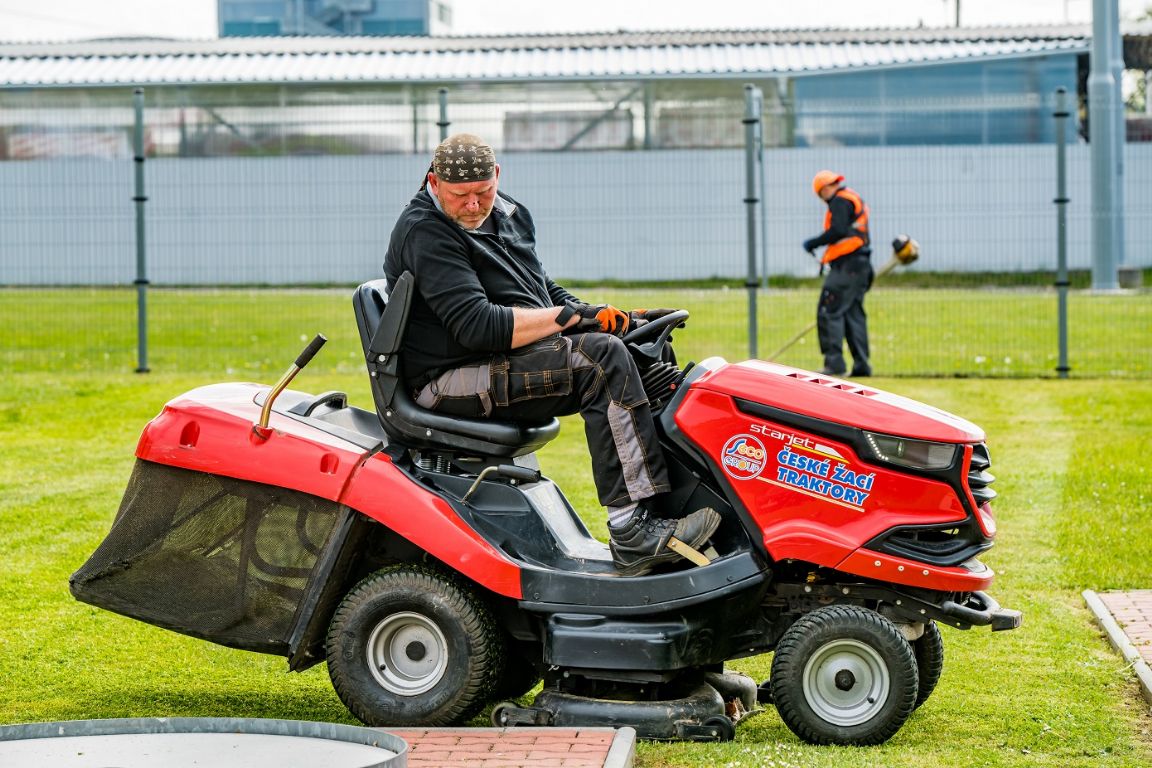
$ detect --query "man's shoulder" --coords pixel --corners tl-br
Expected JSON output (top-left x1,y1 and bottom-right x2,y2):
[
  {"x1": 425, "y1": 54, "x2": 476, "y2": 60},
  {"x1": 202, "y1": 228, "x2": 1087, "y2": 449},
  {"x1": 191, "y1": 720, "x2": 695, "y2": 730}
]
[
  {"x1": 393, "y1": 196, "x2": 456, "y2": 242},
  {"x1": 394, "y1": 191, "x2": 439, "y2": 225}
]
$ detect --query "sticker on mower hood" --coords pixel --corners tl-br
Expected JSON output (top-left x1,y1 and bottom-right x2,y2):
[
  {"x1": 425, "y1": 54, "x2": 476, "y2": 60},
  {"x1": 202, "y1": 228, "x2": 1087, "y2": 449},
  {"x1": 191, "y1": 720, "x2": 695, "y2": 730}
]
[
  {"x1": 721, "y1": 434, "x2": 767, "y2": 480},
  {"x1": 752, "y1": 427, "x2": 875, "y2": 511}
]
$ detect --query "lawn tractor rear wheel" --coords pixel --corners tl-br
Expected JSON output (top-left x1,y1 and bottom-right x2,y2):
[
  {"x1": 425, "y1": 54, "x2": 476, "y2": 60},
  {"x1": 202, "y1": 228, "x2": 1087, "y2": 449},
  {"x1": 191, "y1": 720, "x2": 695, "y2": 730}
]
[
  {"x1": 325, "y1": 565, "x2": 502, "y2": 727},
  {"x1": 913, "y1": 620, "x2": 944, "y2": 709},
  {"x1": 771, "y1": 605, "x2": 918, "y2": 746}
]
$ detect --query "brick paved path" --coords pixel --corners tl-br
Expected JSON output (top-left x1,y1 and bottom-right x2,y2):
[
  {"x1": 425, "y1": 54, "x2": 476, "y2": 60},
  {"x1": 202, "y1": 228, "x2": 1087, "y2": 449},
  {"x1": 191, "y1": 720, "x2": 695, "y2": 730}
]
[
  {"x1": 385, "y1": 727, "x2": 631, "y2": 768},
  {"x1": 1096, "y1": 590, "x2": 1152, "y2": 664},
  {"x1": 1085, "y1": 589, "x2": 1152, "y2": 705}
]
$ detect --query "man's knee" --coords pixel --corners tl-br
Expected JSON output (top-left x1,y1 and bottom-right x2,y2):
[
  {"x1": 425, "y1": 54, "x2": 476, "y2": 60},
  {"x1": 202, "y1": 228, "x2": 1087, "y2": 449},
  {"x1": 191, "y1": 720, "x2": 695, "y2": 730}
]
[
  {"x1": 572, "y1": 332, "x2": 634, "y2": 371},
  {"x1": 571, "y1": 332, "x2": 648, "y2": 405}
]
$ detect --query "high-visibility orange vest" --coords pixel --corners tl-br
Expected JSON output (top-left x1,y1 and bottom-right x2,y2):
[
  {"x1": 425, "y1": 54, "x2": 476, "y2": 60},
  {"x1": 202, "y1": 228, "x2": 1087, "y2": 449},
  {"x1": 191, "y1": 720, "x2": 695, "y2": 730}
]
[{"x1": 822, "y1": 188, "x2": 870, "y2": 263}]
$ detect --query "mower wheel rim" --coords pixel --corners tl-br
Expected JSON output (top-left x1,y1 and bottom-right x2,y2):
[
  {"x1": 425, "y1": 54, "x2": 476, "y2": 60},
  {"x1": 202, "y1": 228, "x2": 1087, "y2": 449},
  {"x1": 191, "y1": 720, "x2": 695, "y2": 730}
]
[
  {"x1": 801, "y1": 638, "x2": 890, "y2": 726},
  {"x1": 366, "y1": 611, "x2": 448, "y2": 696}
]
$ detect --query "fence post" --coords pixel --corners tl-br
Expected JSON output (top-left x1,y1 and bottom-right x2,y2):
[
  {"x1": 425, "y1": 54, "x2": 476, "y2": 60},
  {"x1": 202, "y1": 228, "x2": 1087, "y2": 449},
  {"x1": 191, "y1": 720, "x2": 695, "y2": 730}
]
[
  {"x1": 1054, "y1": 87, "x2": 1070, "y2": 379},
  {"x1": 133, "y1": 88, "x2": 150, "y2": 374},
  {"x1": 743, "y1": 84, "x2": 763, "y2": 360},
  {"x1": 758, "y1": 94, "x2": 769, "y2": 290},
  {"x1": 437, "y1": 88, "x2": 450, "y2": 141},
  {"x1": 1088, "y1": 0, "x2": 1123, "y2": 290}
]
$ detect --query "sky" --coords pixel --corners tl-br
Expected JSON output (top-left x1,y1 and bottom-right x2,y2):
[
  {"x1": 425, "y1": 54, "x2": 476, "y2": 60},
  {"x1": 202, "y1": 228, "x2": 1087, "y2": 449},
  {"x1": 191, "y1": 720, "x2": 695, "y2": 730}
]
[{"x1": 0, "y1": 0, "x2": 1149, "y2": 43}]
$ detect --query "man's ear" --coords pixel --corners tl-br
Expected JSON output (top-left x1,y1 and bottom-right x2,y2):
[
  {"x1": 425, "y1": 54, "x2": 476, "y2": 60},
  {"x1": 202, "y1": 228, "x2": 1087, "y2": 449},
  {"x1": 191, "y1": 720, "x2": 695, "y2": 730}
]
[{"x1": 427, "y1": 173, "x2": 439, "y2": 195}]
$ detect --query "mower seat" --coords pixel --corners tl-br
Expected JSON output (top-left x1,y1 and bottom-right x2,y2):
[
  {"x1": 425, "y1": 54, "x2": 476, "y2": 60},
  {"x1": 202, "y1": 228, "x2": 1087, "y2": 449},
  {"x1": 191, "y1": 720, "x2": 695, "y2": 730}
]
[{"x1": 353, "y1": 274, "x2": 560, "y2": 458}]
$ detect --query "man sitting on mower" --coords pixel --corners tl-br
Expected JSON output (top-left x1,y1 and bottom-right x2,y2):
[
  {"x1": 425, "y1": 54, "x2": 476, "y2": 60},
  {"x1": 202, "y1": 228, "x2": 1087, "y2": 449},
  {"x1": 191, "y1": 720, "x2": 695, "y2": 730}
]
[{"x1": 382, "y1": 133, "x2": 719, "y2": 576}]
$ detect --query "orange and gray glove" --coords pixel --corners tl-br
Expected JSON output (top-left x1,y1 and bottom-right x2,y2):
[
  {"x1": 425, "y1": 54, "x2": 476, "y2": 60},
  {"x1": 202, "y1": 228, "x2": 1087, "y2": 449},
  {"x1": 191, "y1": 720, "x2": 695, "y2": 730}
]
[
  {"x1": 628, "y1": 308, "x2": 678, "y2": 327},
  {"x1": 563, "y1": 302, "x2": 630, "y2": 337}
]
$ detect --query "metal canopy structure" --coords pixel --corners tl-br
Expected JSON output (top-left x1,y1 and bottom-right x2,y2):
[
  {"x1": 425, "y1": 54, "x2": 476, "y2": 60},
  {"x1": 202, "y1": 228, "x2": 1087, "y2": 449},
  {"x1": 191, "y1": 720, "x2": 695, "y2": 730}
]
[{"x1": 0, "y1": 24, "x2": 1108, "y2": 88}]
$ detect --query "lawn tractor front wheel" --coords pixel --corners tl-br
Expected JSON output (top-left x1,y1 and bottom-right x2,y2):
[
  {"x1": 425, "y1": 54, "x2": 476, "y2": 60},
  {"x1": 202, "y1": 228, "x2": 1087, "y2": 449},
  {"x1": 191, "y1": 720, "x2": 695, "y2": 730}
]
[
  {"x1": 771, "y1": 604, "x2": 918, "y2": 746},
  {"x1": 912, "y1": 619, "x2": 944, "y2": 709},
  {"x1": 325, "y1": 565, "x2": 502, "y2": 727}
]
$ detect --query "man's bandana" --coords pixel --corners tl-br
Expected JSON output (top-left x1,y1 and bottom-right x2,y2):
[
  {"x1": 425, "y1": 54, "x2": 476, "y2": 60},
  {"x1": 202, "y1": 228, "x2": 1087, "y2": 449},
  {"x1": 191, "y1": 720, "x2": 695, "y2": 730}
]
[{"x1": 432, "y1": 133, "x2": 496, "y2": 183}]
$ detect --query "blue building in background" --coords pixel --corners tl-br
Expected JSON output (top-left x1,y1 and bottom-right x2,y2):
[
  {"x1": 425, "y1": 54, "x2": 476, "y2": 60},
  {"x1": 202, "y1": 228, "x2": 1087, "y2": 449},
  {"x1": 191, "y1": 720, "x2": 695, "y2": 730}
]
[
  {"x1": 792, "y1": 55, "x2": 1079, "y2": 145},
  {"x1": 218, "y1": 0, "x2": 453, "y2": 36}
]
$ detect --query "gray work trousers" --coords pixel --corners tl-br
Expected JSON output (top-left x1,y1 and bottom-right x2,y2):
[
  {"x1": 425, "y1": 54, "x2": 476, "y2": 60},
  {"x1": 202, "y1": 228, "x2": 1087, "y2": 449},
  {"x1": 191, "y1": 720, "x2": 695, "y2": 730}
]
[
  {"x1": 817, "y1": 253, "x2": 873, "y2": 375},
  {"x1": 415, "y1": 332, "x2": 670, "y2": 508}
]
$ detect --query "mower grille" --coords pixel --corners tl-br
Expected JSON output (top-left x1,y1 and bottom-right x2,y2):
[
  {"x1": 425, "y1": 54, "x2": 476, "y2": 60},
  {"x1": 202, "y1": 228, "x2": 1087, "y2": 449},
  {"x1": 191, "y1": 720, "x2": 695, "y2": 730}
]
[
  {"x1": 867, "y1": 443, "x2": 997, "y2": 566},
  {"x1": 967, "y1": 443, "x2": 997, "y2": 505},
  {"x1": 70, "y1": 460, "x2": 343, "y2": 655}
]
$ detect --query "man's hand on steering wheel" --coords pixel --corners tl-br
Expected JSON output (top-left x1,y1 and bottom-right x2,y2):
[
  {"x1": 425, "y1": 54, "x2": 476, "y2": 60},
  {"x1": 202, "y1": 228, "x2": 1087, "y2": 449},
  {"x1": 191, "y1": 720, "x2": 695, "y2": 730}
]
[
  {"x1": 619, "y1": 307, "x2": 689, "y2": 354},
  {"x1": 570, "y1": 303, "x2": 630, "y2": 337},
  {"x1": 567, "y1": 304, "x2": 683, "y2": 339},
  {"x1": 628, "y1": 307, "x2": 678, "y2": 329}
]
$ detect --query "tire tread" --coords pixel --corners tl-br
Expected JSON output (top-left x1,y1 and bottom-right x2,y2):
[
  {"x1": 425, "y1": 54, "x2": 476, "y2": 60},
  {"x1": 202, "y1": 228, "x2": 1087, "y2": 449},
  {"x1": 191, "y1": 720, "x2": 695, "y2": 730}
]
[
  {"x1": 771, "y1": 604, "x2": 918, "y2": 746},
  {"x1": 326, "y1": 564, "x2": 501, "y2": 727}
]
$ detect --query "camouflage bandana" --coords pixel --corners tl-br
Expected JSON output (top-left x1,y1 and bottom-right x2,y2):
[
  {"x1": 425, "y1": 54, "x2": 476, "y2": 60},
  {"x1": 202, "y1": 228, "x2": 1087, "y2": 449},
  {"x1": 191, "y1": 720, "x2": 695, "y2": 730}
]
[{"x1": 432, "y1": 133, "x2": 496, "y2": 183}]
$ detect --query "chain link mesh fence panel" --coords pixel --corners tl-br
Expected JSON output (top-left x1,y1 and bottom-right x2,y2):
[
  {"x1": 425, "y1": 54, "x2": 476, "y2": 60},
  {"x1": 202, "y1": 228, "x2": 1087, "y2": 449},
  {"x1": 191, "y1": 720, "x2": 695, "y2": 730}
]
[{"x1": 1, "y1": 80, "x2": 1148, "y2": 377}]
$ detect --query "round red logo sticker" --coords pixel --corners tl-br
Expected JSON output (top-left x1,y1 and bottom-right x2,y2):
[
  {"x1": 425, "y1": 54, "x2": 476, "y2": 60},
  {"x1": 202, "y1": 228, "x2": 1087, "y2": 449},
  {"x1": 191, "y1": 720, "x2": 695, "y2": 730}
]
[{"x1": 721, "y1": 434, "x2": 767, "y2": 480}]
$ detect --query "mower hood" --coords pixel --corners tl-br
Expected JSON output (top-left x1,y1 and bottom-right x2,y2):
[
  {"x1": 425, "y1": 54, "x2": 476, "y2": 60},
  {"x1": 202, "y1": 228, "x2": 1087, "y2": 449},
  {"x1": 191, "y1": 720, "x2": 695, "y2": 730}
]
[{"x1": 690, "y1": 360, "x2": 984, "y2": 444}]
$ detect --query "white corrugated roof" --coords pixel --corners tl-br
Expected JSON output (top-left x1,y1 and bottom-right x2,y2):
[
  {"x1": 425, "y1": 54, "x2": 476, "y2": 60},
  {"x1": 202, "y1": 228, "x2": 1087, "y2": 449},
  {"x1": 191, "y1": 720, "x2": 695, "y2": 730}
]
[{"x1": 0, "y1": 25, "x2": 1093, "y2": 88}]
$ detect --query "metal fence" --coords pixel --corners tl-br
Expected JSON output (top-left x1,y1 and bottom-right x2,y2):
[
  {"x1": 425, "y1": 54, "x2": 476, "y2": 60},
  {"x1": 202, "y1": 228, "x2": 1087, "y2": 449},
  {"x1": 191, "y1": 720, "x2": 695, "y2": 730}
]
[{"x1": 0, "y1": 84, "x2": 1148, "y2": 378}]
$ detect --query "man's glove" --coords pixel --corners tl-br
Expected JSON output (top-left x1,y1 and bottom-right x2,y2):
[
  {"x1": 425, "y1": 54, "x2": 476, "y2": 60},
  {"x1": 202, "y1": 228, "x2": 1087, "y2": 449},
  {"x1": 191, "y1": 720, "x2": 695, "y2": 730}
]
[
  {"x1": 803, "y1": 237, "x2": 821, "y2": 255},
  {"x1": 572, "y1": 303, "x2": 629, "y2": 337},
  {"x1": 628, "y1": 308, "x2": 678, "y2": 327}
]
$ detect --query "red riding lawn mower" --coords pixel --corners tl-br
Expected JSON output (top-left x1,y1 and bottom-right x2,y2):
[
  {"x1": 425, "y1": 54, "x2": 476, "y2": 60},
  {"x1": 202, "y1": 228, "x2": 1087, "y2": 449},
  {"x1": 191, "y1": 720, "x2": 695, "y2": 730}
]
[{"x1": 72, "y1": 272, "x2": 1021, "y2": 745}]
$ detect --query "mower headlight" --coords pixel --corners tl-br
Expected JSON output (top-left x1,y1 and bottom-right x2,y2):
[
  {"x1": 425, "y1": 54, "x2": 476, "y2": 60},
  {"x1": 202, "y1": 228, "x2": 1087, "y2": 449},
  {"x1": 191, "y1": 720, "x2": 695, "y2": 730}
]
[{"x1": 863, "y1": 432, "x2": 958, "y2": 471}]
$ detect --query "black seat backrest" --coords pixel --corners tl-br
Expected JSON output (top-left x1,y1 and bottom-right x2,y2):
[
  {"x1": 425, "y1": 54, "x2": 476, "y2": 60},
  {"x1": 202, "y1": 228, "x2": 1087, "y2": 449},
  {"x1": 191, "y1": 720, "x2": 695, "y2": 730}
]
[
  {"x1": 352, "y1": 273, "x2": 560, "y2": 458},
  {"x1": 354, "y1": 274, "x2": 413, "y2": 409},
  {"x1": 358, "y1": 275, "x2": 410, "y2": 360}
]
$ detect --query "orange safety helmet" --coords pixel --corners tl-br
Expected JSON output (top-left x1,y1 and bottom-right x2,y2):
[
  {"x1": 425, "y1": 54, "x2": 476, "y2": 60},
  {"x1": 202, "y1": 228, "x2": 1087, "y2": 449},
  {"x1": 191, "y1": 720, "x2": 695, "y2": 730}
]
[{"x1": 811, "y1": 170, "x2": 844, "y2": 196}]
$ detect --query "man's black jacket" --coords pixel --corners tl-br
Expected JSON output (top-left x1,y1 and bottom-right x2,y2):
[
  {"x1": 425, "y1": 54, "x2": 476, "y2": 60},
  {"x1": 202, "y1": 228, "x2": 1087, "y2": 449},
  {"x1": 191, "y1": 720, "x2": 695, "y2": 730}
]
[{"x1": 383, "y1": 188, "x2": 577, "y2": 387}]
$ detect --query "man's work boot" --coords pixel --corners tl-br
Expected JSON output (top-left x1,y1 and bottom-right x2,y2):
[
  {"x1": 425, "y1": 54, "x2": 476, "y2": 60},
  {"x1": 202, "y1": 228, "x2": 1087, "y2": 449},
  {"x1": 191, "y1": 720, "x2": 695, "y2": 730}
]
[{"x1": 609, "y1": 507, "x2": 721, "y2": 577}]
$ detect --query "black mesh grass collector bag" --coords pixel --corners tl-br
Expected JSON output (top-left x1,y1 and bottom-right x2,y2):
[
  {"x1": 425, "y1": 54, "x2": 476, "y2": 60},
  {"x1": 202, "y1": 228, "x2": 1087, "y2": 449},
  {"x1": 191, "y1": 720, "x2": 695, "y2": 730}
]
[{"x1": 71, "y1": 459, "x2": 345, "y2": 655}]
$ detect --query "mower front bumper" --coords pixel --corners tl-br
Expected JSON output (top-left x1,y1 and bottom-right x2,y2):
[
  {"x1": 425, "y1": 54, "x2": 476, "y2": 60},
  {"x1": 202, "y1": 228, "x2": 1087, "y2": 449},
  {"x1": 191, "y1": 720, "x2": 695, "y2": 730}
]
[{"x1": 941, "y1": 590, "x2": 1022, "y2": 631}]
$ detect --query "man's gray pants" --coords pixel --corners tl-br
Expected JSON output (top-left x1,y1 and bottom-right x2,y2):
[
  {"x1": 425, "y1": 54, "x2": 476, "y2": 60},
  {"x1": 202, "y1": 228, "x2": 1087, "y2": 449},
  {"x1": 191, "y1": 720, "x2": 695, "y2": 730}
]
[{"x1": 415, "y1": 332, "x2": 670, "y2": 508}]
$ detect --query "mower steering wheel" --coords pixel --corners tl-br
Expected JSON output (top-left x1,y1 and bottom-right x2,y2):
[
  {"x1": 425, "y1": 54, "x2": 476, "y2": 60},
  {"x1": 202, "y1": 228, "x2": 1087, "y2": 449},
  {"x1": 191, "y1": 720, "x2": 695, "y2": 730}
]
[{"x1": 621, "y1": 309, "x2": 689, "y2": 353}]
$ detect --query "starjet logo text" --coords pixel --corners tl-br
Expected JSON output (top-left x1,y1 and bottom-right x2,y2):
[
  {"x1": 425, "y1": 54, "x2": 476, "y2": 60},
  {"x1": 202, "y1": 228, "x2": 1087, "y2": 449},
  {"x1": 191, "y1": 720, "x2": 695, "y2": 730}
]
[{"x1": 748, "y1": 423, "x2": 815, "y2": 450}]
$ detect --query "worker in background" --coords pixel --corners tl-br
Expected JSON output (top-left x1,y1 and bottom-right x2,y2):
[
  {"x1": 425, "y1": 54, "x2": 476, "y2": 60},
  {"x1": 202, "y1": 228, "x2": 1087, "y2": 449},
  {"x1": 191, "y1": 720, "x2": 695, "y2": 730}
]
[{"x1": 802, "y1": 170, "x2": 873, "y2": 377}]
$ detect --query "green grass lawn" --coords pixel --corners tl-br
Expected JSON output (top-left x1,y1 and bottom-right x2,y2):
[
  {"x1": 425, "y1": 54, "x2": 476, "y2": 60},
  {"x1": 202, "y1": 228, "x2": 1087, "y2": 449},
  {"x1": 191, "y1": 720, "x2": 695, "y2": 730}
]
[
  {"x1": 2, "y1": 284, "x2": 1149, "y2": 377},
  {"x1": 1, "y1": 293, "x2": 1150, "y2": 766}
]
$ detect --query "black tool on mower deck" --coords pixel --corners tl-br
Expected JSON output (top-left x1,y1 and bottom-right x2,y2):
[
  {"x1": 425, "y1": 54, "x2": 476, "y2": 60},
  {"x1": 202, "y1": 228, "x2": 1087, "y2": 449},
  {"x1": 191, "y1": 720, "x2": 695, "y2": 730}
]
[{"x1": 460, "y1": 464, "x2": 542, "y2": 505}]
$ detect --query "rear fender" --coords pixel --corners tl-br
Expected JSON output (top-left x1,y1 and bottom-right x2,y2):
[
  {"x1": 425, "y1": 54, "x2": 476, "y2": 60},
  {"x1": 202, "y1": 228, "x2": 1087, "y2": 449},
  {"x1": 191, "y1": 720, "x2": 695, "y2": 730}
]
[
  {"x1": 340, "y1": 453, "x2": 523, "y2": 600},
  {"x1": 137, "y1": 383, "x2": 364, "y2": 502},
  {"x1": 138, "y1": 383, "x2": 522, "y2": 600}
]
